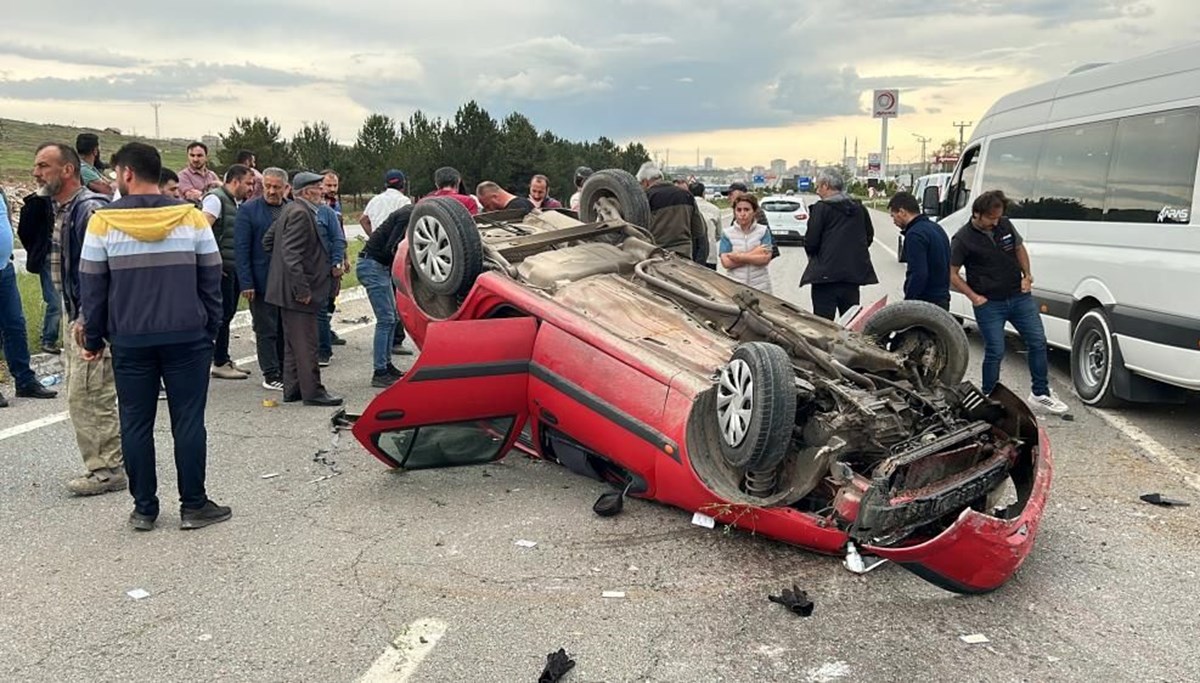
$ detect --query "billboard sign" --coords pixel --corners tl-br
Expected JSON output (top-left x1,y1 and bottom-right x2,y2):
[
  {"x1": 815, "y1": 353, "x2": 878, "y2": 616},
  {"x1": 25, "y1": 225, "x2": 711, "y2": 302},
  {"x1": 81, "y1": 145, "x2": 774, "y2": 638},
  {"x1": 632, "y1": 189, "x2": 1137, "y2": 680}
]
[{"x1": 872, "y1": 89, "x2": 899, "y2": 118}]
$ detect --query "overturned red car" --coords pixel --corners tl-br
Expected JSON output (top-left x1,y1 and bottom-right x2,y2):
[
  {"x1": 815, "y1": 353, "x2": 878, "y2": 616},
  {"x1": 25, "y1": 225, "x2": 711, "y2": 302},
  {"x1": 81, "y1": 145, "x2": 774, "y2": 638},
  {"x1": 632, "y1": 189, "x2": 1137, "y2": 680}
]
[{"x1": 351, "y1": 170, "x2": 1052, "y2": 593}]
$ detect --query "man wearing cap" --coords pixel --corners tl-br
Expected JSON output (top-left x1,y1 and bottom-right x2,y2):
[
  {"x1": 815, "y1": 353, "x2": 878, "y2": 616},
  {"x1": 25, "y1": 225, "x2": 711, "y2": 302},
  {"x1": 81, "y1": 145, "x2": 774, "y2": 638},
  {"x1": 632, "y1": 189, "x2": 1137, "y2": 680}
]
[
  {"x1": 359, "y1": 170, "x2": 410, "y2": 237},
  {"x1": 264, "y1": 172, "x2": 342, "y2": 407}
]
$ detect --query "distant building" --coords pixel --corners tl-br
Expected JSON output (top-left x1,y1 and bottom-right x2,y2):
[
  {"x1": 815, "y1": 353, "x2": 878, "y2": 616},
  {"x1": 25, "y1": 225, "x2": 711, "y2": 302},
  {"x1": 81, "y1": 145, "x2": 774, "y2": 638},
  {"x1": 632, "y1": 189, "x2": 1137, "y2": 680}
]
[
  {"x1": 770, "y1": 158, "x2": 787, "y2": 178},
  {"x1": 703, "y1": 157, "x2": 713, "y2": 170},
  {"x1": 797, "y1": 159, "x2": 814, "y2": 175}
]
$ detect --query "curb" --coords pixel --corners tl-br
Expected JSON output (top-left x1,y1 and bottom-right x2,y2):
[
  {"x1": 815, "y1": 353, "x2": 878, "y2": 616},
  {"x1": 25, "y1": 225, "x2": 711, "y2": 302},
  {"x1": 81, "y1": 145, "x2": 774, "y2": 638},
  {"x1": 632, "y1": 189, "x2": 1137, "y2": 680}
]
[{"x1": 28, "y1": 285, "x2": 368, "y2": 382}]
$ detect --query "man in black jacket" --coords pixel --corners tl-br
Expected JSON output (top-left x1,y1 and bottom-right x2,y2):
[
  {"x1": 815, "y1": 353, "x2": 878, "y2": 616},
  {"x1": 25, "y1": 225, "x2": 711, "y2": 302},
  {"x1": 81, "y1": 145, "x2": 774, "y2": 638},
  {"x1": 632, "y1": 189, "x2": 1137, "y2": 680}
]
[
  {"x1": 636, "y1": 162, "x2": 708, "y2": 263},
  {"x1": 799, "y1": 170, "x2": 878, "y2": 319},
  {"x1": 888, "y1": 191, "x2": 950, "y2": 308}
]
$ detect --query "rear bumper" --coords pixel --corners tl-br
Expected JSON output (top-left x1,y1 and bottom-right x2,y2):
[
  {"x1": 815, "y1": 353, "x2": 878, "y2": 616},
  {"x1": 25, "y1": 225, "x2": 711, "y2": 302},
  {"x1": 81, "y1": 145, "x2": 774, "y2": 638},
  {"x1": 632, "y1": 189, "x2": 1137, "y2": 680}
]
[
  {"x1": 865, "y1": 428, "x2": 1053, "y2": 593},
  {"x1": 769, "y1": 229, "x2": 806, "y2": 245}
]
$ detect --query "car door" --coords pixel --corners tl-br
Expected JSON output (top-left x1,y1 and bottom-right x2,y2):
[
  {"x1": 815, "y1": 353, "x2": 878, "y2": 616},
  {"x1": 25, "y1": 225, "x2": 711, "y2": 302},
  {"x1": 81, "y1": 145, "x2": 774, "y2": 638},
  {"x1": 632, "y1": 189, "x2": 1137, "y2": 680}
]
[{"x1": 352, "y1": 317, "x2": 535, "y2": 470}]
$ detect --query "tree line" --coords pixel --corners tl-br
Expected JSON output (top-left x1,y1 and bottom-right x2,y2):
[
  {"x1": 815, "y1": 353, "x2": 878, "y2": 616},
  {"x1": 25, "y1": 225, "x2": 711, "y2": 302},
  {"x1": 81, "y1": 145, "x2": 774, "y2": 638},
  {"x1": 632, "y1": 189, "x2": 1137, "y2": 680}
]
[{"x1": 215, "y1": 101, "x2": 652, "y2": 201}]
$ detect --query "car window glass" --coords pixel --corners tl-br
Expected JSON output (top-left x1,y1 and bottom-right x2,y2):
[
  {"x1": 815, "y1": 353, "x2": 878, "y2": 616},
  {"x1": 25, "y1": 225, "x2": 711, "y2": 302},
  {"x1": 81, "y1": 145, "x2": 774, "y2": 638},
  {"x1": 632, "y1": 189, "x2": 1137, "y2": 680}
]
[
  {"x1": 1030, "y1": 120, "x2": 1116, "y2": 221},
  {"x1": 761, "y1": 201, "x2": 803, "y2": 213},
  {"x1": 982, "y1": 132, "x2": 1044, "y2": 218},
  {"x1": 375, "y1": 417, "x2": 515, "y2": 469},
  {"x1": 1105, "y1": 108, "x2": 1199, "y2": 224},
  {"x1": 951, "y1": 146, "x2": 980, "y2": 212}
]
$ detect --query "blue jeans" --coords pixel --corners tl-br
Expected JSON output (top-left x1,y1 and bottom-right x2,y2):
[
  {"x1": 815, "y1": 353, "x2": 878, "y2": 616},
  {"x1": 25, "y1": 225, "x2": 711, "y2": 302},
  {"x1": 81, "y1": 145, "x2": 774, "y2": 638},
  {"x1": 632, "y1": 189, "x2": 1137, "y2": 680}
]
[
  {"x1": 356, "y1": 257, "x2": 396, "y2": 372},
  {"x1": 974, "y1": 292, "x2": 1050, "y2": 396},
  {"x1": 39, "y1": 268, "x2": 61, "y2": 347},
  {"x1": 111, "y1": 338, "x2": 214, "y2": 516},
  {"x1": 0, "y1": 263, "x2": 36, "y2": 388},
  {"x1": 317, "y1": 295, "x2": 333, "y2": 359}
]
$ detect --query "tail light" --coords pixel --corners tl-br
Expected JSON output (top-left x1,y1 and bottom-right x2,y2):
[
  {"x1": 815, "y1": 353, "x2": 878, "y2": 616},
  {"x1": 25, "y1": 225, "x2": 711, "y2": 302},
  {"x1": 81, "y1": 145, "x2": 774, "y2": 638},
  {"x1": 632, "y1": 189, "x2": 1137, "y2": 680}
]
[{"x1": 794, "y1": 211, "x2": 808, "y2": 220}]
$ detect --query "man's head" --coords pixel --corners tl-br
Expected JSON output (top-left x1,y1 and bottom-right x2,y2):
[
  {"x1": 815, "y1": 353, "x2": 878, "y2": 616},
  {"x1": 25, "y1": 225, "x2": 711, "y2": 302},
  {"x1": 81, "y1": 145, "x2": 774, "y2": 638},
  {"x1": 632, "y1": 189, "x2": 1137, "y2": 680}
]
[
  {"x1": 475, "y1": 181, "x2": 507, "y2": 211},
  {"x1": 235, "y1": 149, "x2": 256, "y2": 168},
  {"x1": 292, "y1": 171, "x2": 325, "y2": 204},
  {"x1": 529, "y1": 174, "x2": 550, "y2": 203},
  {"x1": 111, "y1": 142, "x2": 164, "y2": 196},
  {"x1": 689, "y1": 181, "x2": 706, "y2": 198},
  {"x1": 321, "y1": 169, "x2": 339, "y2": 199},
  {"x1": 635, "y1": 162, "x2": 663, "y2": 189},
  {"x1": 887, "y1": 191, "x2": 921, "y2": 229},
  {"x1": 33, "y1": 142, "x2": 82, "y2": 199},
  {"x1": 262, "y1": 167, "x2": 289, "y2": 205},
  {"x1": 434, "y1": 166, "x2": 461, "y2": 191},
  {"x1": 186, "y1": 142, "x2": 209, "y2": 171},
  {"x1": 971, "y1": 190, "x2": 1008, "y2": 230},
  {"x1": 728, "y1": 181, "x2": 749, "y2": 204},
  {"x1": 673, "y1": 178, "x2": 689, "y2": 190},
  {"x1": 159, "y1": 168, "x2": 180, "y2": 198},
  {"x1": 75, "y1": 133, "x2": 100, "y2": 163},
  {"x1": 574, "y1": 166, "x2": 593, "y2": 189},
  {"x1": 224, "y1": 163, "x2": 254, "y2": 201},
  {"x1": 814, "y1": 169, "x2": 845, "y2": 198},
  {"x1": 384, "y1": 169, "x2": 406, "y2": 193}
]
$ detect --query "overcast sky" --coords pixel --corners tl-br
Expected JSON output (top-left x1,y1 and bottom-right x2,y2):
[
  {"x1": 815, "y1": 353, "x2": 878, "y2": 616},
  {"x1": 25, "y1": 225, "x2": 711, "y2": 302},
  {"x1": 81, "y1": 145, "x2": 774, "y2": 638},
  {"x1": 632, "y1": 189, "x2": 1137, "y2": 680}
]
[{"x1": 1, "y1": 0, "x2": 1195, "y2": 170}]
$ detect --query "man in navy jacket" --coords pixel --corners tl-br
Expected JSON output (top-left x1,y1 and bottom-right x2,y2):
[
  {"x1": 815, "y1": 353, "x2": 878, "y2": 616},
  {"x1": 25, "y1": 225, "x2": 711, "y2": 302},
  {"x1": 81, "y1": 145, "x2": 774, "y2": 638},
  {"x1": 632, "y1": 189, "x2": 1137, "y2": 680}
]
[
  {"x1": 888, "y1": 191, "x2": 951, "y2": 309},
  {"x1": 234, "y1": 167, "x2": 289, "y2": 391}
]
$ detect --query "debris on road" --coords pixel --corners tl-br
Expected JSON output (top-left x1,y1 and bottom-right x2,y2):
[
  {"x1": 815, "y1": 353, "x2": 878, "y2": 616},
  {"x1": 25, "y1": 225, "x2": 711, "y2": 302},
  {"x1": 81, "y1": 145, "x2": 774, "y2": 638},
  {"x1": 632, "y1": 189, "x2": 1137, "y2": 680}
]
[
  {"x1": 601, "y1": 590, "x2": 626, "y2": 599},
  {"x1": 515, "y1": 539, "x2": 538, "y2": 549},
  {"x1": 1060, "y1": 414, "x2": 1075, "y2": 422},
  {"x1": 960, "y1": 633, "x2": 990, "y2": 644},
  {"x1": 843, "y1": 542, "x2": 888, "y2": 574},
  {"x1": 262, "y1": 399, "x2": 278, "y2": 408},
  {"x1": 538, "y1": 647, "x2": 576, "y2": 683},
  {"x1": 260, "y1": 472, "x2": 281, "y2": 480},
  {"x1": 329, "y1": 409, "x2": 359, "y2": 431},
  {"x1": 691, "y1": 512, "x2": 716, "y2": 529},
  {"x1": 340, "y1": 315, "x2": 371, "y2": 324},
  {"x1": 1140, "y1": 493, "x2": 1190, "y2": 507},
  {"x1": 197, "y1": 633, "x2": 213, "y2": 642},
  {"x1": 126, "y1": 588, "x2": 151, "y2": 601},
  {"x1": 767, "y1": 584, "x2": 814, "y2": 617}
]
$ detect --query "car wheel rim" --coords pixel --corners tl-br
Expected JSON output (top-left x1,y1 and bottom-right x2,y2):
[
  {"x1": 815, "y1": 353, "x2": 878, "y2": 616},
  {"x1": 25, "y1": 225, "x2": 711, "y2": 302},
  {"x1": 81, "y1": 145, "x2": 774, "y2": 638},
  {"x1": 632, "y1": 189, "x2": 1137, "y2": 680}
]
[
  {"x1": 592, "y1": 195, "x2": 623, "y2": 222},
  {"x1": 412, "y1": 215, "x2": 453, "y2": 284},
  {"x1": 717, "y1": 359, "x2": 754, "y2": 448},
  {"x1": 1077, "y1": 328, "x2": 1107, "y2": 390}
]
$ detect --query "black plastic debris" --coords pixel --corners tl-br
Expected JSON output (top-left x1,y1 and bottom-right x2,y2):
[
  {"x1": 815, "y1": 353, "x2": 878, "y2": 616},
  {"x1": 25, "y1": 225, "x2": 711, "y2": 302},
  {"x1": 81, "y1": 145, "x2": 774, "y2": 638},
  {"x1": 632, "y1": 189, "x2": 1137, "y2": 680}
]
[
  {"x1": 340, "y1": 315, "x2": 371, "y2": 324},
  {"x1": 768, "y1": 584, "x2": 815, "y2": 617},
  {"x1": 1140, "y1": 493, "x2": 1191, "y2": 507},
  {"x1": 330, "y1": 409, "x2": 359, "y2": 431},
  {"x1": 1060, "y1": 414, "x2": 1076, "y2": 422},
  {"x1": 539, "y1": 648, "x2": 576, "y2": 683}
]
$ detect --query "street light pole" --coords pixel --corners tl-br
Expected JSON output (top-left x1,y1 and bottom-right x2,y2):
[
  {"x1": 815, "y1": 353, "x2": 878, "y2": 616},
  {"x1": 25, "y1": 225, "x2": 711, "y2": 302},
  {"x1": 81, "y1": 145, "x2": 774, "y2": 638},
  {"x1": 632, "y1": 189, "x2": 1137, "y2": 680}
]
[
  {"x1": 953, "y1": 121, "x2": 973, "y2": 153},
  {"x1": 912, "y1": 133, "x2": 932, "y2": 175}
]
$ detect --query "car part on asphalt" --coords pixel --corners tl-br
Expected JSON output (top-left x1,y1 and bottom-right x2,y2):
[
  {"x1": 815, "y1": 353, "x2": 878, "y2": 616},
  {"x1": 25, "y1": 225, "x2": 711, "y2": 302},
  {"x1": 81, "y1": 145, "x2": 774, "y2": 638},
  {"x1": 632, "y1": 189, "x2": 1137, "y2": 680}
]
[
  {"x1": 353, "y1": 168, "x2": 1054, "y2": 594},
  {"x1": 593, "y1": 480, "x2": 634, "y2": 517},
  {"x1": 579, "y1": 169, "x2": 651, "y2": 229},
  {"x1": 767, "y1": 584, "x2": 814, "y2": 617},
  {"x1": 1139, "y1": 493, "x2": 1190, "y2": 507},
  {"x1": 539, "y1": 648, "x2": 576, "y2": 683}
]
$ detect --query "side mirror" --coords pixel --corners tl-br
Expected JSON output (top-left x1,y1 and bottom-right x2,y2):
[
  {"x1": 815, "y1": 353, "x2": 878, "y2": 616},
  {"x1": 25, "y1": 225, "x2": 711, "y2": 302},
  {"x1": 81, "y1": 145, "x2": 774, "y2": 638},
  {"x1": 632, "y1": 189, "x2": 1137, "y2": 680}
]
[{"x1": 921, "y1": 185, "x2": 941, "y2": 216}]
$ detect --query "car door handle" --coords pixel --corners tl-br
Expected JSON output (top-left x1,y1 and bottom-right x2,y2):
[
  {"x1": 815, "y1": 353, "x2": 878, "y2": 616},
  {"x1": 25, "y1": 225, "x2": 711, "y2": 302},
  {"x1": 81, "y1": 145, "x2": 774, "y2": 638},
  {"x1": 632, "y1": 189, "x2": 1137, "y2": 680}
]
[
  {"x1": 376, "y1": 409, "x2": 406, "y2": 421},
  {"x1": 540, "y1": 408, "x2": 559, "y2": 425}
]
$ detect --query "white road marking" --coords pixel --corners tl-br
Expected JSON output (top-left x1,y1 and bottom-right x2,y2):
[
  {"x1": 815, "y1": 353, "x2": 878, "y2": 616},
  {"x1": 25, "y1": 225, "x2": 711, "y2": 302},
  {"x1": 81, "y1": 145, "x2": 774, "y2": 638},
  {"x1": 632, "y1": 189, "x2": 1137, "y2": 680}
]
[
  {"x1": 1086, "y1": 405, "x2": 1200, "y2": 492},
  {"x1": 0, "y1": 322, "x2": 375, "y2": 443},
  {"x1": 358, "y1": 618, "x2": 447, "y2": 683}
]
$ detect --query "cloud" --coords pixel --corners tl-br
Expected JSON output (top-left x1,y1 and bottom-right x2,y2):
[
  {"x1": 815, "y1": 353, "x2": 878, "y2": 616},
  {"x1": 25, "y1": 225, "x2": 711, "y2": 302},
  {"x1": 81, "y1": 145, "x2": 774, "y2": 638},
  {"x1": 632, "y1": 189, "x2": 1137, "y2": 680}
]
[
  {"x1": 0, "y1": 42, "x2": 145, "y2": 68},
  {"x1": 0, "y1": 61, "x2": 323, "y2": 102}
]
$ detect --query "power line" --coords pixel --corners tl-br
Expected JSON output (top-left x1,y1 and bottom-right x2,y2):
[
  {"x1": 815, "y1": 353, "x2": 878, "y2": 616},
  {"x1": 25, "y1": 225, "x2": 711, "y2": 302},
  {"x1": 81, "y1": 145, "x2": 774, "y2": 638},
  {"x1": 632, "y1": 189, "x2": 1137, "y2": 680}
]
[
  {"x1": 952, "y1": 121, "x2": 973, "y2": 153},
  {"x1": 912, "y1": 133, "x2": 932, "y2": 174}
]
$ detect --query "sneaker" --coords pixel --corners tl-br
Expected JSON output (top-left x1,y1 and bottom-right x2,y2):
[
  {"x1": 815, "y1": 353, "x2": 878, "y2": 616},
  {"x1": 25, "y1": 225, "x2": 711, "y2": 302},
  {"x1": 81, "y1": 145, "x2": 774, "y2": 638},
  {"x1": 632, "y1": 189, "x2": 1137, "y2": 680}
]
[
  {"x1": 16, "y1": 383, "x2": 57, "y2": 399},
  {"x1": 180, "y1": 500, "x2": 232, "y2": 530},
  {"x1": 129, "y1": 511, "x2": 156, "y2": 531},
  {"x1": 317, "y1": 355, "x2": 332, "y2": 368},
  {"x1": 41, "y1": 343, "x2": 62, "y2": 355},
  {"x1": 67, "y1": 468, "x2": 128, "y2": 496},
  {"x1": 371, "y1": 371, "x2": 397, "y2": 388},
  {"x1": 211, "y1": 362, "x2": 249, "y2": 380},
  {"x1": 386, "y1": 363, "x2": 405, "y2": 379},
  {"x1": 1028, "y1": 391, "x2": 1069, "y2": 414},
  {"x1": 228, "y1": 361, "x2": 251, "y2": 376},
  {"x1": 158, "y1": 383, "x2": 167, "y2": 401},
  {"x1": 261, "y1": 378, "x2": 284, "y2": 391}
]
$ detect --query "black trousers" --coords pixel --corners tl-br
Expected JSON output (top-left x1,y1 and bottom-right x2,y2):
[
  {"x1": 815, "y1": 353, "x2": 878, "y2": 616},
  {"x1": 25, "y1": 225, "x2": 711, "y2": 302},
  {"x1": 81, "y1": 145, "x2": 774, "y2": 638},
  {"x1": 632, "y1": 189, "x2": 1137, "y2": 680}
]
[
  {"x1": 281, "y1": 308, "x2": 322, "y2": 399},
  {"x1": 213, "y1": 271, "x2": 239, "y2": 366},
  {"x1": 111, "y1": 338, "x2": 213, "y2": 517},
  {"x1": 249, "y1": 296, "x2": 284, "y2": 382},
  {"x1": 811, "y1": 283, "x2": 861, "y2": 321}
]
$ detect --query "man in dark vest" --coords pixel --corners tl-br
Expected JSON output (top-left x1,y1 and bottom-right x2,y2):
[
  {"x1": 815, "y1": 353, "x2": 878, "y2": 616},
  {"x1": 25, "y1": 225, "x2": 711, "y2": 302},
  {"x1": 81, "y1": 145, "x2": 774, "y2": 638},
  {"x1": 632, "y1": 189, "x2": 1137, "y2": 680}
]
[{"x1": 201, "y1": 164, "x2": 254, "y2": 380}]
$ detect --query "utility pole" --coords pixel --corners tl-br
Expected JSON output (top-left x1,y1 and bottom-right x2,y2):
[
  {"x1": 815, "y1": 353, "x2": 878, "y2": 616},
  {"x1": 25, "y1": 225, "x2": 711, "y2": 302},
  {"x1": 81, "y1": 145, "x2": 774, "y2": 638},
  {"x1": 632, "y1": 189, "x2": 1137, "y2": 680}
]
[
  {"x1": 151, "y1": 103, "x2": 162, "y2": 139},
  {"x1": 912, "y1": 133, "x2": 932, "y2": 175},
  {"x1": 953, "y1": 121, "x2": 973, "y2": 153}
]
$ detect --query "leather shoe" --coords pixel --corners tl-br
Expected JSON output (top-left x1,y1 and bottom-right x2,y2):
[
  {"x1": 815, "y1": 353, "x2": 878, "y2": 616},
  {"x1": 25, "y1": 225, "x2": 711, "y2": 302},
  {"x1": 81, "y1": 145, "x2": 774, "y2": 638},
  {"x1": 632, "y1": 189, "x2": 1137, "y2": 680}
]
[
  {"x1": 303, "y1": 391, "x2": 344, "y2": 407},
  {"x1": 16, "y1": 383, "x2": 57, "y2": 399},
  {"x1": 0, "y1": 392, "x2": 9, "y2": 408},
  {"x1": 282, "y1": 390, "x2": 302, "y2": 403}
]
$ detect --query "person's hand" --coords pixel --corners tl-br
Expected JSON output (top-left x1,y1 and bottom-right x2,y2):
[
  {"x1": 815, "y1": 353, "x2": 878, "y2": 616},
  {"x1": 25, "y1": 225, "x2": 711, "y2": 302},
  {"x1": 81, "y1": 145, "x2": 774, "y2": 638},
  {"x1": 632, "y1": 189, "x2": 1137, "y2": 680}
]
[
  {"x1": 332, "y1": 265, "x2": 344, "y2": 278},
  {"x1": 241, "y1": 289, "x2": 255, "y2": 302},
  {"x1": 970, "y1": 293, "x2": 988, "y2": 307},
  {"x1": 71, "y1": 320, "x2": 86, "y2": 348},
  {"x1": 183, "y1": 189, "x2": 202, "y2": 202},
  {"x1": 297, "y1": 295, "x2": 312, "y2": 305},
  {"x1": 81, "y1": 347, "x2": 104, "y2": 362},
  {"x1": 1020, "y1": 275, "x2": 1033, "y2": 293}
]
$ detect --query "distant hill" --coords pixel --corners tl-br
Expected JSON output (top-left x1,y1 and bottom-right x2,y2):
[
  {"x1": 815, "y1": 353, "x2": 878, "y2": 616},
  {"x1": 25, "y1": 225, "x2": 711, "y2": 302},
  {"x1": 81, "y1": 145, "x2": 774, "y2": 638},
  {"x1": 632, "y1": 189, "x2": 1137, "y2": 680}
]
[{"x1": 0, "y1": 117, "x2": 192, "y2": 182}]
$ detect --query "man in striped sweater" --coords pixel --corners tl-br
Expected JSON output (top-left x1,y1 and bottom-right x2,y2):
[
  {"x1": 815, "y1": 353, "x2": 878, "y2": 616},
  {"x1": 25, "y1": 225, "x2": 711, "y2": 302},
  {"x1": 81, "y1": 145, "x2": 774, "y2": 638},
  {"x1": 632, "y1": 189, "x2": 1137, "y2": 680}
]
[{"x1": 78, "y1": 142, "x2": 231, "y2": 532}]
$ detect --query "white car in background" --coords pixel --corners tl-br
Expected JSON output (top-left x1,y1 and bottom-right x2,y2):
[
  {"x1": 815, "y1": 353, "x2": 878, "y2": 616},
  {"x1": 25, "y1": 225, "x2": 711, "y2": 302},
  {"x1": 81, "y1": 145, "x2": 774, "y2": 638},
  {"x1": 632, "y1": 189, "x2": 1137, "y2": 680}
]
[{"x1": 759, "y1": 195, "x2": 809, "y2": 245}]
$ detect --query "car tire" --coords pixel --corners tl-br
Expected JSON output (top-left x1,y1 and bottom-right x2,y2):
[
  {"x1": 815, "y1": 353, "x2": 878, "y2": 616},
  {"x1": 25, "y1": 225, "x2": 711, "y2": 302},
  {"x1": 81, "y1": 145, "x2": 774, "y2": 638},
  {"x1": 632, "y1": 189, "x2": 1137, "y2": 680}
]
[
  {"x1": 716, "y1": 342, "x2": 796, "y2": 471},
  {"x1": 863, "y1": 300, "x2": 970, "y2": 385},
  {"x1": 1071, "y1": 308, "x2": 1122, "y2": 407},
  {"x1": 580, "y1": 169, "x2": 652, "y2": 230},
  {"x1": 407, "y1": 197, "x2": 483, "y2": 298}
]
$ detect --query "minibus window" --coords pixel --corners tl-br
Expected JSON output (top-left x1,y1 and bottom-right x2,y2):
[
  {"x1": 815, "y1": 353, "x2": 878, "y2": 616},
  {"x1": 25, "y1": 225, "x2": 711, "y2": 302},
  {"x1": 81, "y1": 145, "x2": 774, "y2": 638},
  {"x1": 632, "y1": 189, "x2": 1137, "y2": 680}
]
[
  {"x1": 982, "y1": 132, "x2": 1045, "y2": 218},
  {"x1": 1105, "y1": 108, "x2": 1199, "y2": 224},
  {"x1": 1030, "y1": 121, "x2": 1116, "y2": 221}
]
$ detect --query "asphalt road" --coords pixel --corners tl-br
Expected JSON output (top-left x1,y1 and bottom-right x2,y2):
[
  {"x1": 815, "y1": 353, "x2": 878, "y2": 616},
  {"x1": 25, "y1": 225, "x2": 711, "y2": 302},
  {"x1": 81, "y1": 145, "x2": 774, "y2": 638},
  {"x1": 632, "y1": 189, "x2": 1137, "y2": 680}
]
[{"x1": 2, "y1": 205, "x2": 1199, "y2": 682}]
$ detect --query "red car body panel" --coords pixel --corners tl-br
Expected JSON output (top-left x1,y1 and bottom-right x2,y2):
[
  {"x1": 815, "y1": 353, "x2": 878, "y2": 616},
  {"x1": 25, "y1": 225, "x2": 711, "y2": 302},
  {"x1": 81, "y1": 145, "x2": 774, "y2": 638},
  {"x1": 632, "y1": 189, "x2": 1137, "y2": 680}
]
[{"x1": 353, "y1": 237, "x2": 1052, "y2": 593}]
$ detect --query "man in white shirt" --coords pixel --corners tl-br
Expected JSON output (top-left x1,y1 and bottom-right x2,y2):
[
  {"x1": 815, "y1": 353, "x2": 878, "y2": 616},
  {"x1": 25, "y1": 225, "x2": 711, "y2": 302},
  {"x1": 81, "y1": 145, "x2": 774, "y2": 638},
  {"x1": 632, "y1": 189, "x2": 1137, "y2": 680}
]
[
  {"x1": 690, "y1": 181, "x2": 722, "y2": 270},
  {"x1": 359, "y1": 169, "x2": 411, "y2": 236}
]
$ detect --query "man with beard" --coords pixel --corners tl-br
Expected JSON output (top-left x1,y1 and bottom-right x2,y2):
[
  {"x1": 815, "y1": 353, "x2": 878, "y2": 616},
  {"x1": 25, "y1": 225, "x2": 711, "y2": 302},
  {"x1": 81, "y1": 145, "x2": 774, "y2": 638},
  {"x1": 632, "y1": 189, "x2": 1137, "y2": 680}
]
[
  {"x1": 201, "y1": 164, "x2": 255, "y2": 380},
  {"x1": 235, "y1": 167, "x2": 290, "y2": 391},
  {"x1": 178, "y1": 141, "x2": 220, "y2": 203}
]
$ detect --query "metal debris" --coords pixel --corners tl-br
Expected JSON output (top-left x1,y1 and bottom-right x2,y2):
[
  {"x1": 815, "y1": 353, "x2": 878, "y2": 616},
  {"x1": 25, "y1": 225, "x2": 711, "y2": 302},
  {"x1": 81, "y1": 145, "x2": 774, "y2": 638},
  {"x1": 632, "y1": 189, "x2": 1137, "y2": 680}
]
[{"x1": 1140, "y1": 493, "x2": 1190, "y2": 507}]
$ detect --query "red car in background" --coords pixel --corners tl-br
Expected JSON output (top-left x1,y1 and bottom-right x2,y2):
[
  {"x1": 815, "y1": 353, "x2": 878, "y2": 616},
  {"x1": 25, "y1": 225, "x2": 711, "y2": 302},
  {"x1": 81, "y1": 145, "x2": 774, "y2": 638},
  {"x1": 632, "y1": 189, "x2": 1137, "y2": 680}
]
[{"x1": 351, "y1": 170, "x2": 1052, "y2": 594}]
